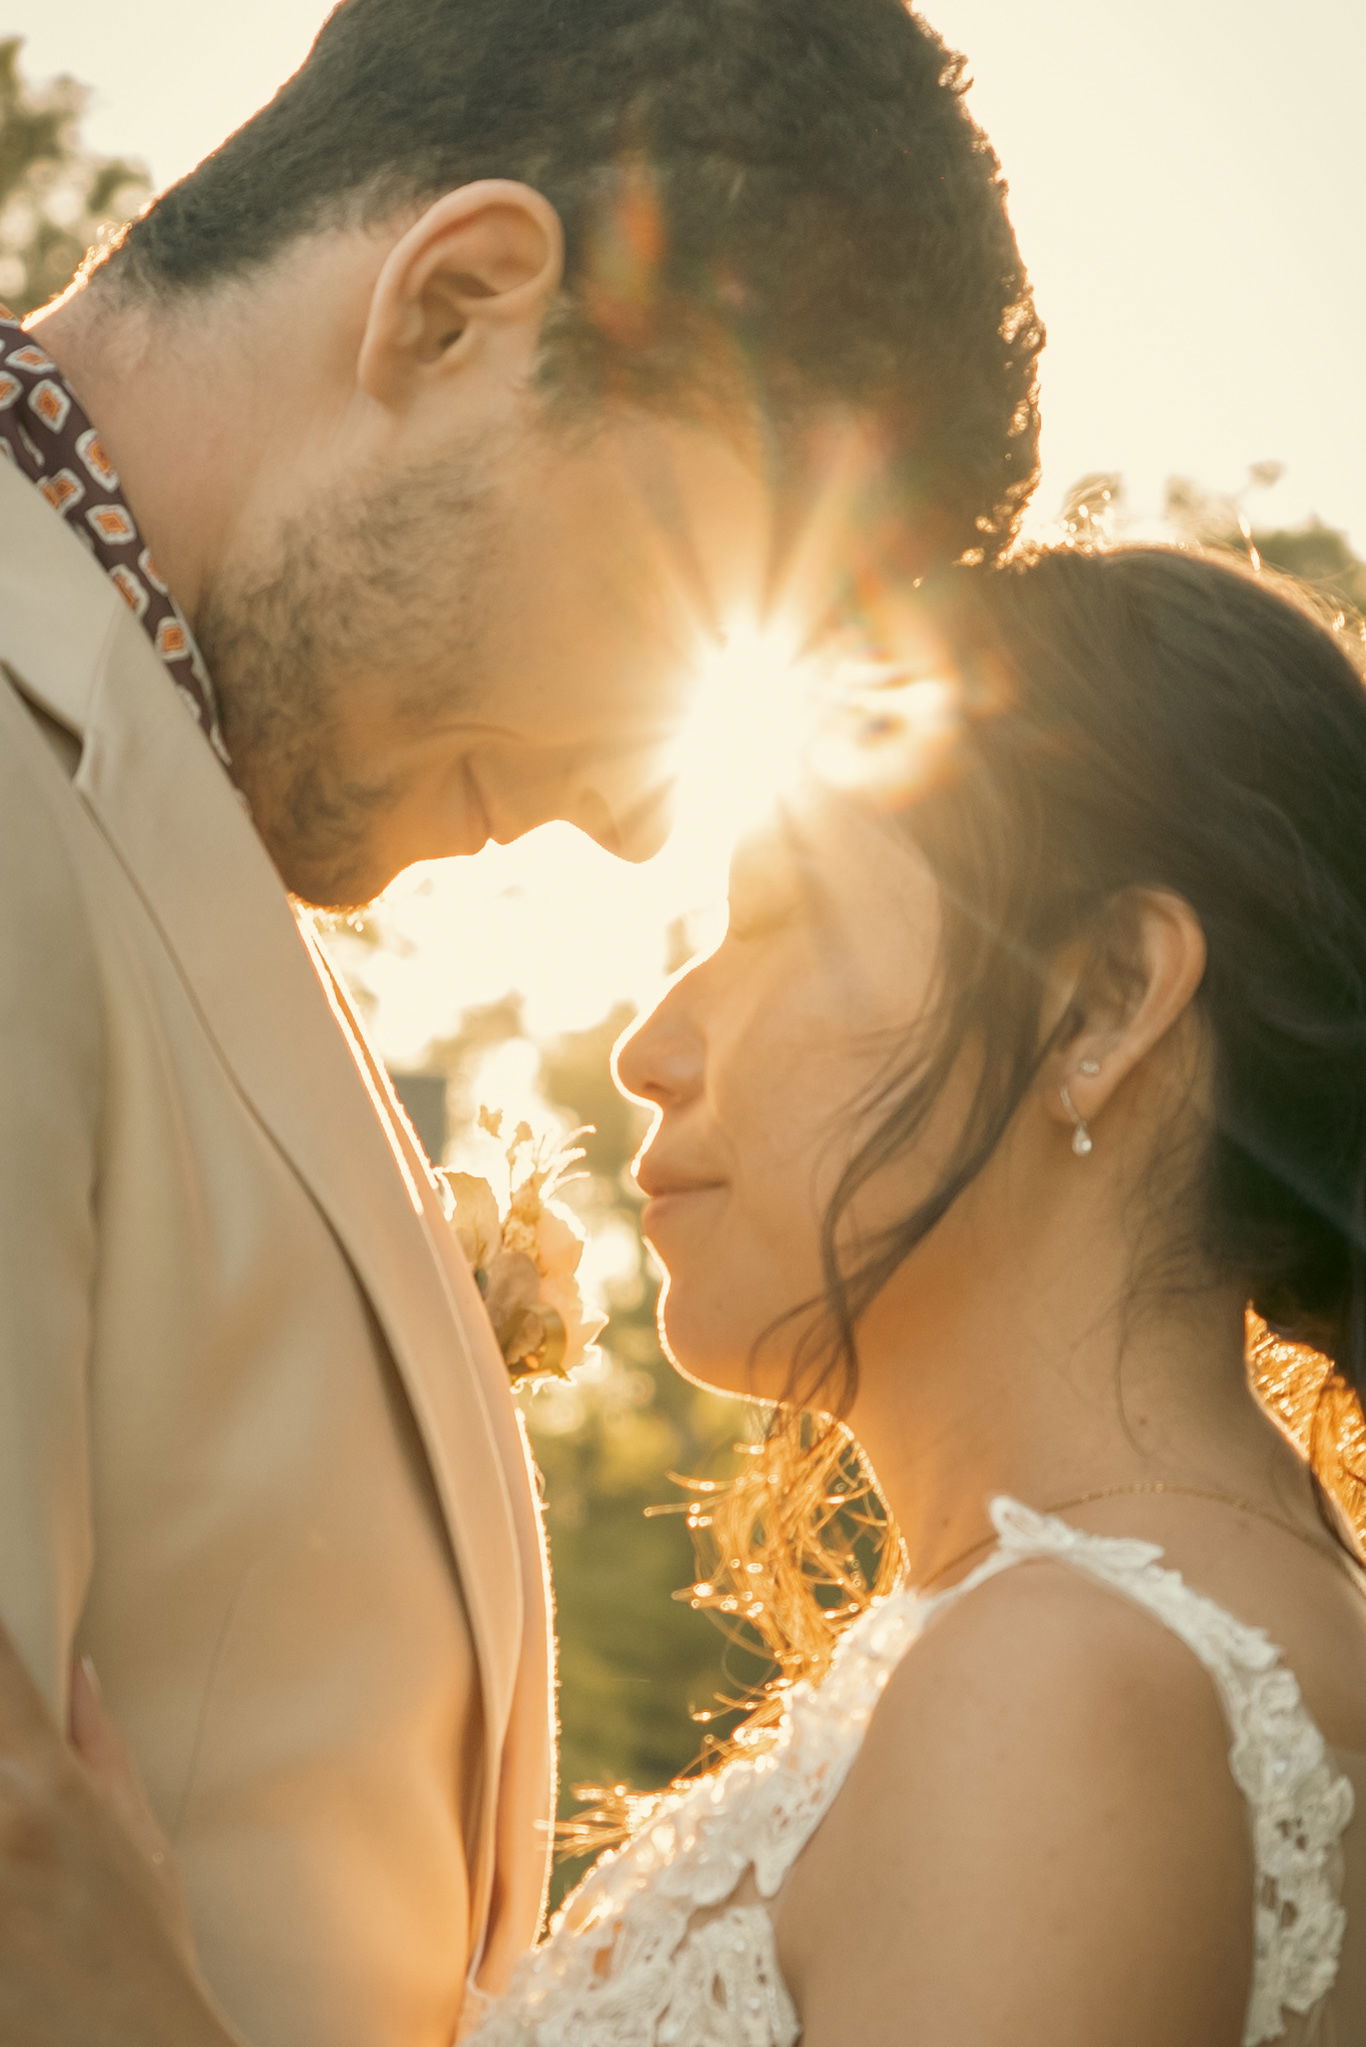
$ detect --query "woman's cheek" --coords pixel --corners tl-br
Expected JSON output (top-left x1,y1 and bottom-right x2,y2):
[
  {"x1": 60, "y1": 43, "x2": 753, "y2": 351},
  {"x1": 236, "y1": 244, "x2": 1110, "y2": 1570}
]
[{"x1": 655, "y1": 1173, "x2": 823, "y2": 1398}]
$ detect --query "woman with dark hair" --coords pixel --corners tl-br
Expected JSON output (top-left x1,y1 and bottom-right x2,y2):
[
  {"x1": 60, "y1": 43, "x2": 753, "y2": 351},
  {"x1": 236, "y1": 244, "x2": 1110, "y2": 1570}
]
[{"x1": 0, "y1": 542, "x2": 1360, "y2": 2045}]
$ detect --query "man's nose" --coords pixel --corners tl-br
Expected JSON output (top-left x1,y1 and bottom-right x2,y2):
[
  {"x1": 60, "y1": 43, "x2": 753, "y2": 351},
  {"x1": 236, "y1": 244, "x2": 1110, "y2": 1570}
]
[
  {"x1": 615, "y1": 787, "x2": 675, "y2": 864},
  {"x1": 581, "y1": 771, "x2": 676, "y2": 865}
]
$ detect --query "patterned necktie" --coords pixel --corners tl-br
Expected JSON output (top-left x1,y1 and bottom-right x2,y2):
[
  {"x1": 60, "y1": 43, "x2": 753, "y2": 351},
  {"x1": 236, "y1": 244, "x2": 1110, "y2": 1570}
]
[{"x1": 0, "y1": 307, "x2": 231, "y2": 768}]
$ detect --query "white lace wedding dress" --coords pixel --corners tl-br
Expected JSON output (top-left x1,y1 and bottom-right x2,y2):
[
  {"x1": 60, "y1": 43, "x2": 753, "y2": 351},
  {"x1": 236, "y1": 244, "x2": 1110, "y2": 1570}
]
[{"x1": 462, "y1": 1498, "x2": 1360, "y2": 2046}]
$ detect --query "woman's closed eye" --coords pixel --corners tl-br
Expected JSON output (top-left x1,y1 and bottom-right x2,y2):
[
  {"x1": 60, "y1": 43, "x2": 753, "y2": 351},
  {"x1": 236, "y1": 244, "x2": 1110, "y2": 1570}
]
[
  {"x1": 725, "y1": 893, "x2": 799, "y2": 943},
  {"x1": 724, "y1": 823, "x2": 818, "y2": 944},
  {"x1": 724, "y1": 860, "x2": 806, "y2": 943}
]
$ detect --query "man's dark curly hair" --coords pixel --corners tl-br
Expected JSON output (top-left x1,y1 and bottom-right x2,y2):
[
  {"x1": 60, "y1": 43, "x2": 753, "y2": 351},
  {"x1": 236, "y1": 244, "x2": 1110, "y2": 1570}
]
[{"x1": 110, "y1": 0, "x2": 1042, "y2": 567}]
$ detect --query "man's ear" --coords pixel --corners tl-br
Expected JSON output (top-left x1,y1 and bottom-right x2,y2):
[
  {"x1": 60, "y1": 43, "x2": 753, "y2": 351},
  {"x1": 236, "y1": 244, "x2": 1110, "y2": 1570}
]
[
  {"x1": 1039, "y1": 888, "x2": 1208, "y2": 1135},
  {"x1": 358, "y1": 180, "x2": 565, "y2": 403}
]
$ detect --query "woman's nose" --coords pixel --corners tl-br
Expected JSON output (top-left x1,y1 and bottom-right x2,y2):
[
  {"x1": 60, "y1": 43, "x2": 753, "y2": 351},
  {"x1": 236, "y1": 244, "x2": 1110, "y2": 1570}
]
[{"x1": 613, "y1": 974, "x2": 706, "y2": 1109}]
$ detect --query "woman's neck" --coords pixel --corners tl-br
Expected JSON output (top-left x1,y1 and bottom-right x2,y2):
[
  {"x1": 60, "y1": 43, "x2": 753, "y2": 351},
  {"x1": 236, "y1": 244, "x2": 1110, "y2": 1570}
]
[{"x1": 847, "y1": 1255, "x2": 1287, "y2": 1591}]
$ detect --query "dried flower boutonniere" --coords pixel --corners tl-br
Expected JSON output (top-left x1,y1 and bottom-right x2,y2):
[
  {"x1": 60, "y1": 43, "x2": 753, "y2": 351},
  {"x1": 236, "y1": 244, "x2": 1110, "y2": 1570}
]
[{"x1": 440, "y1": 1109, "x2": 607, "y2": 1385}]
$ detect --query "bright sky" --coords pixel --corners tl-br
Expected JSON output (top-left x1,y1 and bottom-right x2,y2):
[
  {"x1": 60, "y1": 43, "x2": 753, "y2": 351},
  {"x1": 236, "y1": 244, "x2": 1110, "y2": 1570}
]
[{"x1": 9, "y1": 0, "x2": 1364, "y2": 1056}]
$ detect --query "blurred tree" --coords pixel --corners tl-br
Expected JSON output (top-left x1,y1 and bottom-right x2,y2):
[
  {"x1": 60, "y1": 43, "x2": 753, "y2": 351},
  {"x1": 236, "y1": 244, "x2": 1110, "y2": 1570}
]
[
  {"x1": 1239, "y1": 523, "x2": 1366, "y2": 616},
  {"x1": 0, "y1": 39, "x2": 149, "y2": 316},
  {"x1": 421, "y1": 1001, "x2": 767, "y2": 1906},
  {"x1": 1165, "y1": 467, "x2": 1366, "y2": 618},
  {"x1": 1057, "y1": 469, "x2": 1125, "y2": 542},
  {"x1": 1057, "y1": 465, "x2": 1365, "y2": 622}
]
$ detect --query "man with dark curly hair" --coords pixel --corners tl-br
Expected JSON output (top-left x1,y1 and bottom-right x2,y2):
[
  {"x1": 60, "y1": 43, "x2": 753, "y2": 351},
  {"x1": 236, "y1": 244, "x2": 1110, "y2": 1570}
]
[{"x1": 0, "y1": 4, "x2": 1040, "y2": 2045}]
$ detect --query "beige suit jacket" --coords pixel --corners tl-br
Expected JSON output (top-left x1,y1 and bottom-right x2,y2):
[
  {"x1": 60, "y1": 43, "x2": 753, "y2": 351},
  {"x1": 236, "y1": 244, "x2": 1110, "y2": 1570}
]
[{"x1": 0, "y1": 458, "x2": 554, "y2": 2047}]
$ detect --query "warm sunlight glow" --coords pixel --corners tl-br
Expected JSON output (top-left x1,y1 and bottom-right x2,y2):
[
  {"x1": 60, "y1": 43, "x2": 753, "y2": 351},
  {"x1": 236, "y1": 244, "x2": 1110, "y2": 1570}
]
[
  {"x1": 347, "y1": 629, "x2": 974, "y2": 1075},
  {"x1": 28, "y1": 0, "x2": 1366, "y2": 1097},
  {"x1": 663, "y1": 611, "x2": 817, "y2": 884},
  {"x1": 346, "y1": 614, "x2": 821, "y2": 1068},
  {"x1": 813, "y1": 674, "x2": 963, "y2": 808}
]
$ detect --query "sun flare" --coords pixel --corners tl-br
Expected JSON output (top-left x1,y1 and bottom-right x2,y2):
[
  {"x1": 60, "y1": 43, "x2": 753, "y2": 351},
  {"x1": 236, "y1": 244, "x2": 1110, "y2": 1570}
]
[
  {"x1": 355, "y1": 613, "x2": 964, "y2": 1067},
  {"x1": 662, "y1": 611, "x2": 818, "y2": 880},
  {"x1": 666, "y1": 613, "x2": 966, "y2": 862}
]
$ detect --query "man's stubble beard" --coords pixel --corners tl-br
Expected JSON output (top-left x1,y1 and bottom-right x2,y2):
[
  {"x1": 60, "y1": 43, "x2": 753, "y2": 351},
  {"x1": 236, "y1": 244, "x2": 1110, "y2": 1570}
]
[{"x1": 196, "y1": 453, "x2": 501, "y2": 910}]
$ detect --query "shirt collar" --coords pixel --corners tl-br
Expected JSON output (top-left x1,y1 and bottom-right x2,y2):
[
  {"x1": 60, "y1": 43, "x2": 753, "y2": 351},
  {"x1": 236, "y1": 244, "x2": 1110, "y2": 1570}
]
[{"x1": 0, "y1": 305, "x2": 232, "y2": 770}]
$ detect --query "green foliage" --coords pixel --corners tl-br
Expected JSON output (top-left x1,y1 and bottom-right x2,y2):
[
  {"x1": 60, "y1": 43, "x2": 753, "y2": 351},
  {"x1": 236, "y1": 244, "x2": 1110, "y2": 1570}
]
[
  {"x1": 1165, "y1": 470, "x2": 1366, "y2": 618},
  {"x1": 424, "y1": 1002, "x2": 767, "y2": 1908},
  {"x1": 1233, "y1": 519, "x2": 1365, "y2": 618},
  {"x1": 0, "y1": 39, "x2": 148, "y2": 316},
  {"x1": 1059, "y1": 468, "x2": 1366, "y2": 624}
]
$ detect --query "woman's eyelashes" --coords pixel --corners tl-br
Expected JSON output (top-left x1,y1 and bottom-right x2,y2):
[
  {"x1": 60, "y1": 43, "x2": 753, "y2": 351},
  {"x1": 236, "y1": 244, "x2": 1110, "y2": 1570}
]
[
  {"x1": 723, "y1": 857, "x2": 805, "y2": 943},
  {"x1": 724, "y1": 819, "x2": 830, "y2": 945},
  {"x1": 726, "y1": 867, "x2": 832, "y2": 944},
  {"x1": 725, "y1": 897, "x2": 798, "y2": 943}
]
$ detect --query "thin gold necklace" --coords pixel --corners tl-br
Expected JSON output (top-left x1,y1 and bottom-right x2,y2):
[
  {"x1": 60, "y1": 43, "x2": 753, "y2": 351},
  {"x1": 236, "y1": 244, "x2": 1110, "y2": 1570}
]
[{"x1": 924, "y1": 1479, "x2": 1366, "y2": 1592}]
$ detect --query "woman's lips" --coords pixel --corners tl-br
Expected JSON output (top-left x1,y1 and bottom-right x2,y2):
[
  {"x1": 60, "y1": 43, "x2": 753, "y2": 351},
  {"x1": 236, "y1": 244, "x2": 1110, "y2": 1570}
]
[
  {"x1": 634, "y1": 1162, "x2": 727, "y2": 1201},
  {"x1": 638, "y1": 1181, "x2": 726, "y2": 1239}
]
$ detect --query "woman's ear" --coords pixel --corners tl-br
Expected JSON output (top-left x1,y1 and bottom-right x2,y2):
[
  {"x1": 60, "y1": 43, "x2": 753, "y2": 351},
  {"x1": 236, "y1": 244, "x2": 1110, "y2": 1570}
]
[
  {"x1": 357, "y1": 179, "x2": 565, "y2": 404},
  {"x1": 1040, "y1": 888, "x2": 1208, "y2": 1139}
]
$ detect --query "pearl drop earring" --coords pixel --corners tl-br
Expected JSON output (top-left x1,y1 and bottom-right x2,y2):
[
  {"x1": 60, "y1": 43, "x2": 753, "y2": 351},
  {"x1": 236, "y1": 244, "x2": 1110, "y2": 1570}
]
[{"x1": 1060, "y1": 1080, "x2": 1094, "y2": 1157}]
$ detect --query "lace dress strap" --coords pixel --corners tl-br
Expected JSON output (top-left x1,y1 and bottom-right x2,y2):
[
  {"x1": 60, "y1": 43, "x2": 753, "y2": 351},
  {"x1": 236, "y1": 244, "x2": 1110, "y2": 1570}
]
[
  {"x1": 460, "y1": 1573, "x2": 934, "y2": 2045},
  {"x1": 462, "y1": 1496, "x2": 1354, "y2": 2047},
  {"x1": 936, "y1": 1497, "x2": 1356, "y2": 2045}
]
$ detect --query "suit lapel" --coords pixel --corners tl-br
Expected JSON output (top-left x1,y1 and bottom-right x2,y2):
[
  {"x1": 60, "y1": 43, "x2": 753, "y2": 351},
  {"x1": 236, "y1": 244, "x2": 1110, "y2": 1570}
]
[
  {"x1": 311, "y1": 943, "x2": 557, "y2": 1966},
  {"x1": 0, "y1": 465, "x2": 552, "y2": 1937}
]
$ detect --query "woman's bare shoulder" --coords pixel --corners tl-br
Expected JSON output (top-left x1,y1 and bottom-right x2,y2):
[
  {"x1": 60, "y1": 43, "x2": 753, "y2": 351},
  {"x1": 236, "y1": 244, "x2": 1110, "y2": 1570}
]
[{"x1": 777, "y1": 1558, "x2": 1254, "y2": 2047}]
